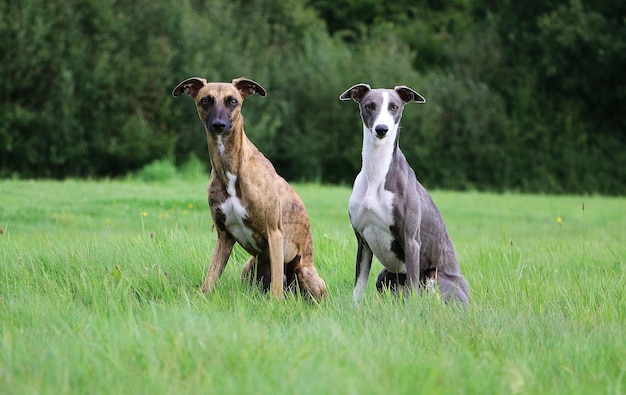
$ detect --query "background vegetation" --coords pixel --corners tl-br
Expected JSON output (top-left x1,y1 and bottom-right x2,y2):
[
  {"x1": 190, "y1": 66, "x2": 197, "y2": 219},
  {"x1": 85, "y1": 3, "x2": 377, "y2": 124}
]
[
  {"x1": 1, "y1": 0, "x2": 624, "y2": 194},
  {"x1": 1, "y1": 177, "x2": 624, "y2": 394}
]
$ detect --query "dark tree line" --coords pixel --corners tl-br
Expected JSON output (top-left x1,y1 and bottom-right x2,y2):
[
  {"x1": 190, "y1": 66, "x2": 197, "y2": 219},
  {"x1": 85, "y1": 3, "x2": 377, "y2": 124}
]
[{"x1": 1, "y1": 0, "x2": 624, "y2": 194}]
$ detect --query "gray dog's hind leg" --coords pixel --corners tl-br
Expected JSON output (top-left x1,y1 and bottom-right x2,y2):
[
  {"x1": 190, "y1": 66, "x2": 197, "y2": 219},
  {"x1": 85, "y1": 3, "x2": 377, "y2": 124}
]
[
  {"x1": 437, "y1": 274, "x2": 469, "y2": 305},
  {"x1": 375, "y1": 269, "x2": 406, "y2": 293},
  {"x1": 377, "y1": 268, "x2": 469, "y2": 305}
]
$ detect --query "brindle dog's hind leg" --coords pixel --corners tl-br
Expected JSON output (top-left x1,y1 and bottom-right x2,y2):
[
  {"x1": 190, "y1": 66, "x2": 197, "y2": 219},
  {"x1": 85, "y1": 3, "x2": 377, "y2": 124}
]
[
  {"x1": 241, "y1": 255, "x2": 273, "y2": 293},
  {"x1": 293, "y1": 255, "x2": 328, "y2": 301}
]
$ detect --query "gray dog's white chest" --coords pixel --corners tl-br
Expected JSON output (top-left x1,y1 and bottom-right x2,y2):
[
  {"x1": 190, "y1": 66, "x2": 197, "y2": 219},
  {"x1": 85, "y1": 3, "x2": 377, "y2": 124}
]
[{"x1": 349, "y1": 176, "x2": 406, "y2": 273}]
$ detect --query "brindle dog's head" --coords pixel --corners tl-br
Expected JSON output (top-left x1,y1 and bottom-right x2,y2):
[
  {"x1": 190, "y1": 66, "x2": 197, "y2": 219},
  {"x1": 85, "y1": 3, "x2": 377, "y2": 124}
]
[{"x1": 173, "y1": 77, "x2": 266, "y2": 135}]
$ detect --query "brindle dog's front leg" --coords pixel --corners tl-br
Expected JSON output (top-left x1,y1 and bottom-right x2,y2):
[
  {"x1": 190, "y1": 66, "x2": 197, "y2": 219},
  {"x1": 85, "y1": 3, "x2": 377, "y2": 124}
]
[
  {"x1": 267, "y1": 226, "x2": 285, "y2": 300},
  {"x1": 202, "y1": 230, "x2": 236, "y2": 293}
]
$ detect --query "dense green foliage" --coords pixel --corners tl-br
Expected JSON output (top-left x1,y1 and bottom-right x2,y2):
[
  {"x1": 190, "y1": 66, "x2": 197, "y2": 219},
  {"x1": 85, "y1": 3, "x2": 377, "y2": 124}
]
[
  {"x1": 1, "y1": 179, "x2": 625, "y2": 393},
  {"x1": 1, "y1": 0, "x2": 624, "y2": 193}
]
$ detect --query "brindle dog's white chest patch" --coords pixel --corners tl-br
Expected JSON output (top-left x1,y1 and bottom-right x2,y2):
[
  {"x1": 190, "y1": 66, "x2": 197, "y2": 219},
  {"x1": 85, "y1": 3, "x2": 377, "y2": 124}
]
[{"x1": 219, "y1": 172, "x2": 260, "y2": 252}]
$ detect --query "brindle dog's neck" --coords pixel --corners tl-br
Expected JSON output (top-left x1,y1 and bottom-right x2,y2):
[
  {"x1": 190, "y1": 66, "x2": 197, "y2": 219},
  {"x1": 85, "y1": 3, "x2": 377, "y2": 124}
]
[{"x1": 206, "y1": 117, "x2": 248, "y2": 182}]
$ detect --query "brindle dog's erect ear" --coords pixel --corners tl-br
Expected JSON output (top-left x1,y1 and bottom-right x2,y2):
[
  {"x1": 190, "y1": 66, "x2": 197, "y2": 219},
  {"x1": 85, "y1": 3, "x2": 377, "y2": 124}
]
[
  {"x1": 232, "y1": 78, "x2": 267, "y2": 99},
  {"x1": 339, "y1": 83, "x2": 371, "y2": 103},
  {"x1": 394, "y1": 86, "x2": 426, "y2": 104},
  {"x1": 172, "y1": 77, "x2": 208, "y2": 98}
]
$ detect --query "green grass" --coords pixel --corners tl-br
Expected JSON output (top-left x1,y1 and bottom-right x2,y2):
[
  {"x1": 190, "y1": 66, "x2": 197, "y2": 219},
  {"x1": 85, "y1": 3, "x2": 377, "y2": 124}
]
[{"x1": 0, "y1": 179, "x2": 624, "y2": 395}]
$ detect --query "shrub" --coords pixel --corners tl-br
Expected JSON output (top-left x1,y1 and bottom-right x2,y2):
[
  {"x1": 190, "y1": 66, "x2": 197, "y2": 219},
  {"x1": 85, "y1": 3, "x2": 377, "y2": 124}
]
[{"x1": 135, "y1": 159, "x2": 177, "y2": 183}]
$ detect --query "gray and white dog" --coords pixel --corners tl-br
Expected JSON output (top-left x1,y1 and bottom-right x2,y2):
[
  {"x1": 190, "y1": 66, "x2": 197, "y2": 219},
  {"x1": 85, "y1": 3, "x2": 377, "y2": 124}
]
[{"x1": 339, "y1": 83, "x2": 469, "y2": 304}]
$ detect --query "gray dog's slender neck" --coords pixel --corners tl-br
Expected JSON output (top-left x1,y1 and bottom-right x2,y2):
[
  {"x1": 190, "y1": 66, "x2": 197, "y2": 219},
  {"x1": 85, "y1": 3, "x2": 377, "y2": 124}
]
[{"x1": 360, "y1": 125, "x2": 401, "y2": 188}]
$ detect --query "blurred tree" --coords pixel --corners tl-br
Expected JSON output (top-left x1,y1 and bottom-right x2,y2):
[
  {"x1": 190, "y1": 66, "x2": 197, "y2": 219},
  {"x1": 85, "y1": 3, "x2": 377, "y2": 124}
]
[
  {"x1": 472, "y1": 0, "x2": 626, "y2": 193},
  {"x1": 0, "y1": 0, "x2": 181, "y2": 177},
  {"x1": 0, "y1": 0, "x2": 623, "y2": 193}
]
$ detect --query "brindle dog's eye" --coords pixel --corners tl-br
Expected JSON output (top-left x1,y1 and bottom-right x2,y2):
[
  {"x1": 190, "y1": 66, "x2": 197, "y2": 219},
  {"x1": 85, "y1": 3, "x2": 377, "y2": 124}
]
[
  {"x1": 227, "y1": 97, "x2": 238, "y2": 106},
  {"x1": 200, "y1": 97, "x2": 211, "y2": 106}
]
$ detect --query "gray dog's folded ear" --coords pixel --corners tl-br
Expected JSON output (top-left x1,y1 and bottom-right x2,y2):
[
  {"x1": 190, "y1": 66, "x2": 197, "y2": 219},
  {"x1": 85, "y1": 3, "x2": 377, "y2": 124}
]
[
  {"x1": 339, "y1": 84, "x2": 371, "y2": 102},
  {"x1": 172, "y1": 77, "x2": 208, "y2": 98},
  {"x1": 232, "y1": 78, "x2": 267, "y2": 99},
  {"x1": 394, "y1": 86, "x2": 426, "y2": 104}
]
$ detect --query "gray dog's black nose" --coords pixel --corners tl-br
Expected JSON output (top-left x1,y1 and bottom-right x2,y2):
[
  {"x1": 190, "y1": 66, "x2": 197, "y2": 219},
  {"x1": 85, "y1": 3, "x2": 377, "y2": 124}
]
[{"x1": 375, "y1": 125, "x2": 388, "y2": 137}]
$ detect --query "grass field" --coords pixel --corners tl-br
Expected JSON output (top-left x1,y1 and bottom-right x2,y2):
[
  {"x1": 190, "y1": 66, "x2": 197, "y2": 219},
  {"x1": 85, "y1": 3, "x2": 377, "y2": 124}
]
[{"x1": 0, "y1": 178, "x2": 624, "y2": 394}]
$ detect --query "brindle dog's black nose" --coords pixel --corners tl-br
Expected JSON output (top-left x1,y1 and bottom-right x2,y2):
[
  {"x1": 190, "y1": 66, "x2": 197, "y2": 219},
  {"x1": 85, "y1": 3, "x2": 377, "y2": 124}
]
[
  {"x1": 375, "y1": 125, "x2": 388, "y2": 138},
  {"x1": 211, "y1": 120, "x2": 227, "y2": 133}
]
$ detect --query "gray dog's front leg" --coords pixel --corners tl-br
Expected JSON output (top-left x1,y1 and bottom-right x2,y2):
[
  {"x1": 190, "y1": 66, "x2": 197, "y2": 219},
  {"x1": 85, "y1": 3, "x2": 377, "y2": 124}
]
[
  {"x1": 353, "y1": 232, "x2": 373, "y2": 302},
  {"x1": 404, "y1": 238, "x2": 422, "y2": 295}
]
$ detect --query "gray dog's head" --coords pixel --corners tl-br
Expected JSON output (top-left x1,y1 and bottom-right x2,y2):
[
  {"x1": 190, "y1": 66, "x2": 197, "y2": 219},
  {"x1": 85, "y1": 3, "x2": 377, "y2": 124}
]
[{"x1": 340, "y1": 84, "x2": 425, "y2": 140}]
